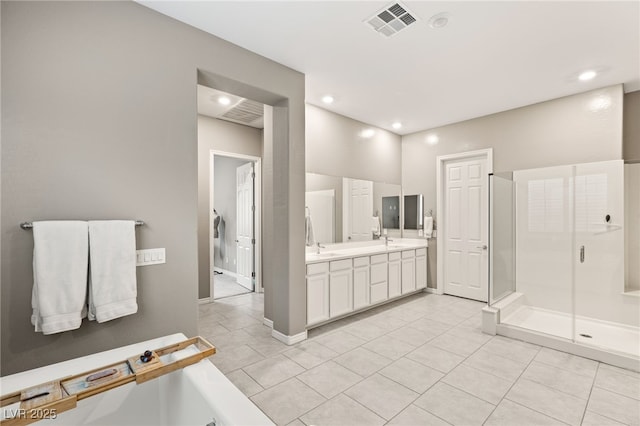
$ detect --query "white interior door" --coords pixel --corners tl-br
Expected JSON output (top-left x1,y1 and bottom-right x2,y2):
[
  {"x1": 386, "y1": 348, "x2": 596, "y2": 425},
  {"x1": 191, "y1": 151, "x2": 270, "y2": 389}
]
[
  {"x1": 443, "y1": 157, "x2": 488, "y2": 301},
  {"x1": 344, "y1": 178, "x2": 373, "y2": 241},
  {"x1": 236, "y1": 162, "x2": 254, "y2": 290}
]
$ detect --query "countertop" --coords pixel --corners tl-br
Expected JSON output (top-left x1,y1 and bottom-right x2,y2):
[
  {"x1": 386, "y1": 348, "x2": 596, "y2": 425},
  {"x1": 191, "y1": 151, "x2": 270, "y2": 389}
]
[{"x1": 306, "y1": 238, "x2": 428, "y2": 264}]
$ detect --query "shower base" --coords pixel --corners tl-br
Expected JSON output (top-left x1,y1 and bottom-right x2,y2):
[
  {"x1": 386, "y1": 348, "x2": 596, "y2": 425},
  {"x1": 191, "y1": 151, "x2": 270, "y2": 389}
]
[
  {"x1": 486, "y1": 293, "x2": 640, "y2": 371},
  {"x1": 502, "y1": 305, "x2": 640, "y2": 358}
]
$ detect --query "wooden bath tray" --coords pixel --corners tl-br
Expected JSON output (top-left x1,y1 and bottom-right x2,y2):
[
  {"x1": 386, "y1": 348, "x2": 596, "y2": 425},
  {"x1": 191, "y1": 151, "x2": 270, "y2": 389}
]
[{"x1": 0, "y1": 336, "x2": 215, "y2": 426}]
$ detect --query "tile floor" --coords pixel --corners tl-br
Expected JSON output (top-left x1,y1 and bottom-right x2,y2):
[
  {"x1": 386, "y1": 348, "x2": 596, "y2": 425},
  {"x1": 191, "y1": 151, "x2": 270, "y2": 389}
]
[
  {"x1": 212, "y1": 271, "x2": 251, "y2": 299},
  {"x1": 198, "y1": 292, "x2": 640, "y2": 426}
]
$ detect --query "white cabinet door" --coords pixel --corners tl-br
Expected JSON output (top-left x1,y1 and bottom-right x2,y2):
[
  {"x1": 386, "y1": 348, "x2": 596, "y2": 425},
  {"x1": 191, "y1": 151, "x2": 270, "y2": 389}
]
[
  {"x1": 416, "y1": 251, "x2": 427, "y2": 290},
  {"x1": 353, "y1": 265, "x2": 370, "y2": 310},
  {"x1": 307, "y1": 272, "x2": 329, "y2": 325},
  {"x1": 388, "y1": 259, "x2": 401, "y2": 298},
  {"x1": 401, "y1": 250, "x2": 416, "y2": 294},
  {"x1": 330, "y1": 269, "x2": 353, "y2": 318}
]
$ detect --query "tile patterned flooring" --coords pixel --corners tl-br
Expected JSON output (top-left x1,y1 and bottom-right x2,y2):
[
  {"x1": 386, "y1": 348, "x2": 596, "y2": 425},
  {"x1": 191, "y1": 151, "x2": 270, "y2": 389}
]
[
  {"x1": 198, "y1": 292, "x2": 640, "y2": 426},
  {"x1": 212, "y1": 271, "x2": 251, "y2": 299}
]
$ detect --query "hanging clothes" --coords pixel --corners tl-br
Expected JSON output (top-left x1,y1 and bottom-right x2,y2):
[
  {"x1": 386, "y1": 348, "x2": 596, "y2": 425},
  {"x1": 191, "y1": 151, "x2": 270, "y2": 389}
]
[
  {"x1": 218, "y1": 216, "x2": 226, "y2": 260},
  {"x1": 213, "y1": 209, "x2": 221, "y2": 238}
]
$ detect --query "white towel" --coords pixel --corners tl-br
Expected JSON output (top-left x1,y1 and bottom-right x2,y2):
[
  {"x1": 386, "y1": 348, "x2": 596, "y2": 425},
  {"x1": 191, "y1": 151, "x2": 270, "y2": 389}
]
[
  {"x1": 424, "y1": 216, "x2": 434, "y2": 238},
  {"x1": 371, "y1": 216, "x2": 381, "y2": 237},
  {"x1": 305, "y1": 214, "x2": 315, "y2": 247},
  {"x1": 31, "y1": 221, "x2": 88, "y2": 334},
  {"x1": 88, "y1": 221, "x2": 137, "y2": 323}
]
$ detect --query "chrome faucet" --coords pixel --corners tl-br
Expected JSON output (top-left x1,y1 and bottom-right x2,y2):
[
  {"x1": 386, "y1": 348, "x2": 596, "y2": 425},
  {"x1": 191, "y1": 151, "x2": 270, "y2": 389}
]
[
  {"x1": 316, "y1": 242, "x2": 326, "y2": 254},
  {"x1": 384, "y1": 236, "x2": 393, "y2": 247}
]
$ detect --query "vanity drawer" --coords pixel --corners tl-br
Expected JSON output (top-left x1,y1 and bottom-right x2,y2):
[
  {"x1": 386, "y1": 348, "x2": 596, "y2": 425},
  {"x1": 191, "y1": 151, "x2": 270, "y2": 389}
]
[
  {"x1": 307, "y1": 262, "x2": 329, "y2": 276},
  {"x1": 353, "y1": 256, "x2": 370, "y2": 267},
  {"x1": 370, "y1": 254, "x2": 387, "y2": 264},
  {"x1": 416, "y1": 248, "x2": 427, "y2": 257},
  {"x1": 388, "y1": 252, "x2": 401, "y2": 261},
  {"x1": 330, "y1": 259, "x2": 352, "y2": 272},
  {"x1": 402, "y1": 249, "x2": 415, "y2": 259}
]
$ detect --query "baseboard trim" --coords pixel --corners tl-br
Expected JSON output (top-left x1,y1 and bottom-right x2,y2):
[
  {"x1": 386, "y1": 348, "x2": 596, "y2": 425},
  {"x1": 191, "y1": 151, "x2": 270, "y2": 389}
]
[
  {"x1": 272, "y1": 328, "x2": 307, "y2": 345},
  {"x1": 263, "y1": 318, "x2": 274, "y2": 328},
  {"x1": 198, "y1": 297, "x2": 211, "y2": 304},
  {"x1": 425, "y1": 288, "x2": 436, "y2": 294}
]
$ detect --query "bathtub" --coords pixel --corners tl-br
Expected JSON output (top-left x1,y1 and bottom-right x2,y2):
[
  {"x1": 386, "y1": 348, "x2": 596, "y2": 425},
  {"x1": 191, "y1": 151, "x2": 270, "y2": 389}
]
[{"x1": 1, "y1": 333, "x2": 273, "y2": 425}]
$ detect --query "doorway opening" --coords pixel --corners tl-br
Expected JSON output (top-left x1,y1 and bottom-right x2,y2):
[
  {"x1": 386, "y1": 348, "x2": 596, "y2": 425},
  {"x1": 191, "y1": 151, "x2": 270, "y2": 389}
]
[{"x1": 210, "y1": 151, "x2": 262, "y2": 300}]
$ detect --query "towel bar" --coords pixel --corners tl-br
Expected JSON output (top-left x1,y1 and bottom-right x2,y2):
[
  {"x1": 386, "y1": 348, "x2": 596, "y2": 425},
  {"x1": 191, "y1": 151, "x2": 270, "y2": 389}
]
[{"x1": 20, "y1": 220, "x2": 144, "y2": 230}]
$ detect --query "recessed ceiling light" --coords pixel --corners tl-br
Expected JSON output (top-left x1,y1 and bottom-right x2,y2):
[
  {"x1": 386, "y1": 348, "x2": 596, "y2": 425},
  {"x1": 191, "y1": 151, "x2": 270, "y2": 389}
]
[
  {"x1": 428, "y1": 12, "x2": 449, "y2": 29},
  {"x1": 426, "y1": 134, "x2": 439, "y2": 145},
  {"x1": 217, "y1": 96, "x2": 231, "y2": 105},
  {"x1": 392, "y1": 122, "x2": 402, "y2": 130},
  {"x1": 578, "y1": 70, "x2": 597, "y2": 81},
  {"x1": 322, "y1": 95, "x2": 334, "y2": 104},
  {"x1": 361, "y1": 128, "x2": 376, "y2": 138}
]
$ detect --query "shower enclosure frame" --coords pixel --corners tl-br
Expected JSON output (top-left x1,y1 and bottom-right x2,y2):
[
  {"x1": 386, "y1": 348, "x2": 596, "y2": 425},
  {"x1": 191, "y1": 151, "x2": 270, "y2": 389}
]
[{"x1": 484, "y1": 159, "x2": 639, "y2": 372}]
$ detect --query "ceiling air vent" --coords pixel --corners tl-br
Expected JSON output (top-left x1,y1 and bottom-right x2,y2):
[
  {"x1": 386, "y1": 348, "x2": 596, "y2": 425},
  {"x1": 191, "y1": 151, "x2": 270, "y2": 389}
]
[
  {"x1": 221, "y1": 99, "x2": 263, "y2": 125},
  {"x1": 365, "y1": 2, "x2": 418, "y2": 38}
]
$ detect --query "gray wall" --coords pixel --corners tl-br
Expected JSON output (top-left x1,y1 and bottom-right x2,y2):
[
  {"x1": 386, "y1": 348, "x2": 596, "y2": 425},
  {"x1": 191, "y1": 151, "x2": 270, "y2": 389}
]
[
  {"x1": 2, "y1": 1, "x2": 305, "y2": 375},
  {"x1": 197, "y1": 115, "x2": 262, "y2": 299},
  {"x1": 624, "y1": 91, "x2": 640, "y2": 161},
  {"x1": 402, "y1": 85, "x2": 624, "y2": 288},
  {"x1": 623, "y1": 91, "x2": 640, "y2": 294},
  {"x1": 213, "y1": 156, "x2": 253, "y2": 273},
  {"x1": 306, "y1": 104, "x2": 402, "y2": 185}
]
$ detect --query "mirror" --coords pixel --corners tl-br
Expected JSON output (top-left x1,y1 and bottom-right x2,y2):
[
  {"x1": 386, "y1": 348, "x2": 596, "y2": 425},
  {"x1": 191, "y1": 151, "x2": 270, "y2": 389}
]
[
  {"x1": 306, "y1": 173, "x2": 401, "y2": 244},
  {"x1": 382, "y1": 196, "x2": 400, "y2": 229},
  {"x1": 404, "y1": 194, "x2": 424, "y2": 230}
]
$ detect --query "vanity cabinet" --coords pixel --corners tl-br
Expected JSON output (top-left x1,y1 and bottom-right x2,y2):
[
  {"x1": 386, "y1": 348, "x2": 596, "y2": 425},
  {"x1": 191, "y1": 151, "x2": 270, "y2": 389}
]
[
  {"x1": 401, "y1": 250, "x2": 416, "y2": 294},
  {"x1": 306, "y1": 242, "x2": 428, "y2": 327},
  {"x1": 329, "y1": 259, "x2": 353, "y2": 318},
  {"x1": 307, "y1": 262, "x2": 330, "y2": 326},
  {"x1": 353, "y1": 256, "x2": 370, "y2": 310},
  {"x1": 388, "y1": 252, "x2": 401, "y2": 298},
  {"x1": 415, "y1": 248, "x2": 427, "y2": 289},
  {"x1": 370, "y1": 254, "x2": 388, "y2": 304}
]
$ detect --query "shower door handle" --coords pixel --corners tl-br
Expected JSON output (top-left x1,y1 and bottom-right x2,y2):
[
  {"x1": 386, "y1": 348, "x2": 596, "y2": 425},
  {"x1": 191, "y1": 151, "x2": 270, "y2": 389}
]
[{"x1": 580, "y1": 245, "x2": 585, "y2": 263}]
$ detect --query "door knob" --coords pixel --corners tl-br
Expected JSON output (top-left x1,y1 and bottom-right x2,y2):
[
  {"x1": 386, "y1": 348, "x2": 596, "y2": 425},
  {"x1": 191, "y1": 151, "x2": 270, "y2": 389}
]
[{"x1": 477, "y1": 245, "x2": 487, "y2": 250}]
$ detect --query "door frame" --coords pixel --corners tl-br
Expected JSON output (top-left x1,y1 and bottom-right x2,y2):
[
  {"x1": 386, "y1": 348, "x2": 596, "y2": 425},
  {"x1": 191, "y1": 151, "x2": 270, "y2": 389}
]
[
  {"x1": 210, "y1": 150, "x2": 263, "y2": 300},
  {"x1": 436, "y1": 148, "x2": 493, "y2": 296}
]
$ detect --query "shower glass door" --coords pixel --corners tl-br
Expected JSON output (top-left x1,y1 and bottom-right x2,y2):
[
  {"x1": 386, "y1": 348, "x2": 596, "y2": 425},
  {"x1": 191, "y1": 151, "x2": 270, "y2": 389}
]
[
  {"x1": 573, "y1": 160, "x2": 636, "y2": 357},
  {"x1": 491, "y1": 159, "x2": 639, "y2": 360},
  {"x1": 488, "y1": 172, "x2": 516, "y2": 304}
]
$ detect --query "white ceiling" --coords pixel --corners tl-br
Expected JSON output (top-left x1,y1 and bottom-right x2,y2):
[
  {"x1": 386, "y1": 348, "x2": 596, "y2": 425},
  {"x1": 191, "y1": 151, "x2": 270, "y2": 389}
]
[{"x1": 140, "y1": 1, "x2": 640, "y2": 135}]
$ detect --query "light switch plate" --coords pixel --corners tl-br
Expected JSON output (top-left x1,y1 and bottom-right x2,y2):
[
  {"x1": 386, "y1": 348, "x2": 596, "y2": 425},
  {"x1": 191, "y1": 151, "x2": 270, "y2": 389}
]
[{"x1": 136, "y1": 248, "x2": 166, "y2": 266}]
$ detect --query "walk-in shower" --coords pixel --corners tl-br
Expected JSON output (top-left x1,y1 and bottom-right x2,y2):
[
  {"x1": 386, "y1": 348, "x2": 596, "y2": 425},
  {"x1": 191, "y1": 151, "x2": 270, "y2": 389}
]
[{"x1": 485, "y1": 159, "x2": 640, "y2": 371}]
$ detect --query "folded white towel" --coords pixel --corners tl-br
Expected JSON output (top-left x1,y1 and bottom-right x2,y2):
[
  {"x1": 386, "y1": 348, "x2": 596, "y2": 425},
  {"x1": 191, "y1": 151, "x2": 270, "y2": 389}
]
[
  {"x1": 88, "y1": 221, "x2": 137, "y2": 323},
  {"x1": 31, "y1": 221, "x2": 88, "y2": 334},
  {"x1": 305, "y1": 215, "x2": 315, "y2": 247},
  {"x1": 424, "y1": 216, "x2": 434, "y2": 238}
]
